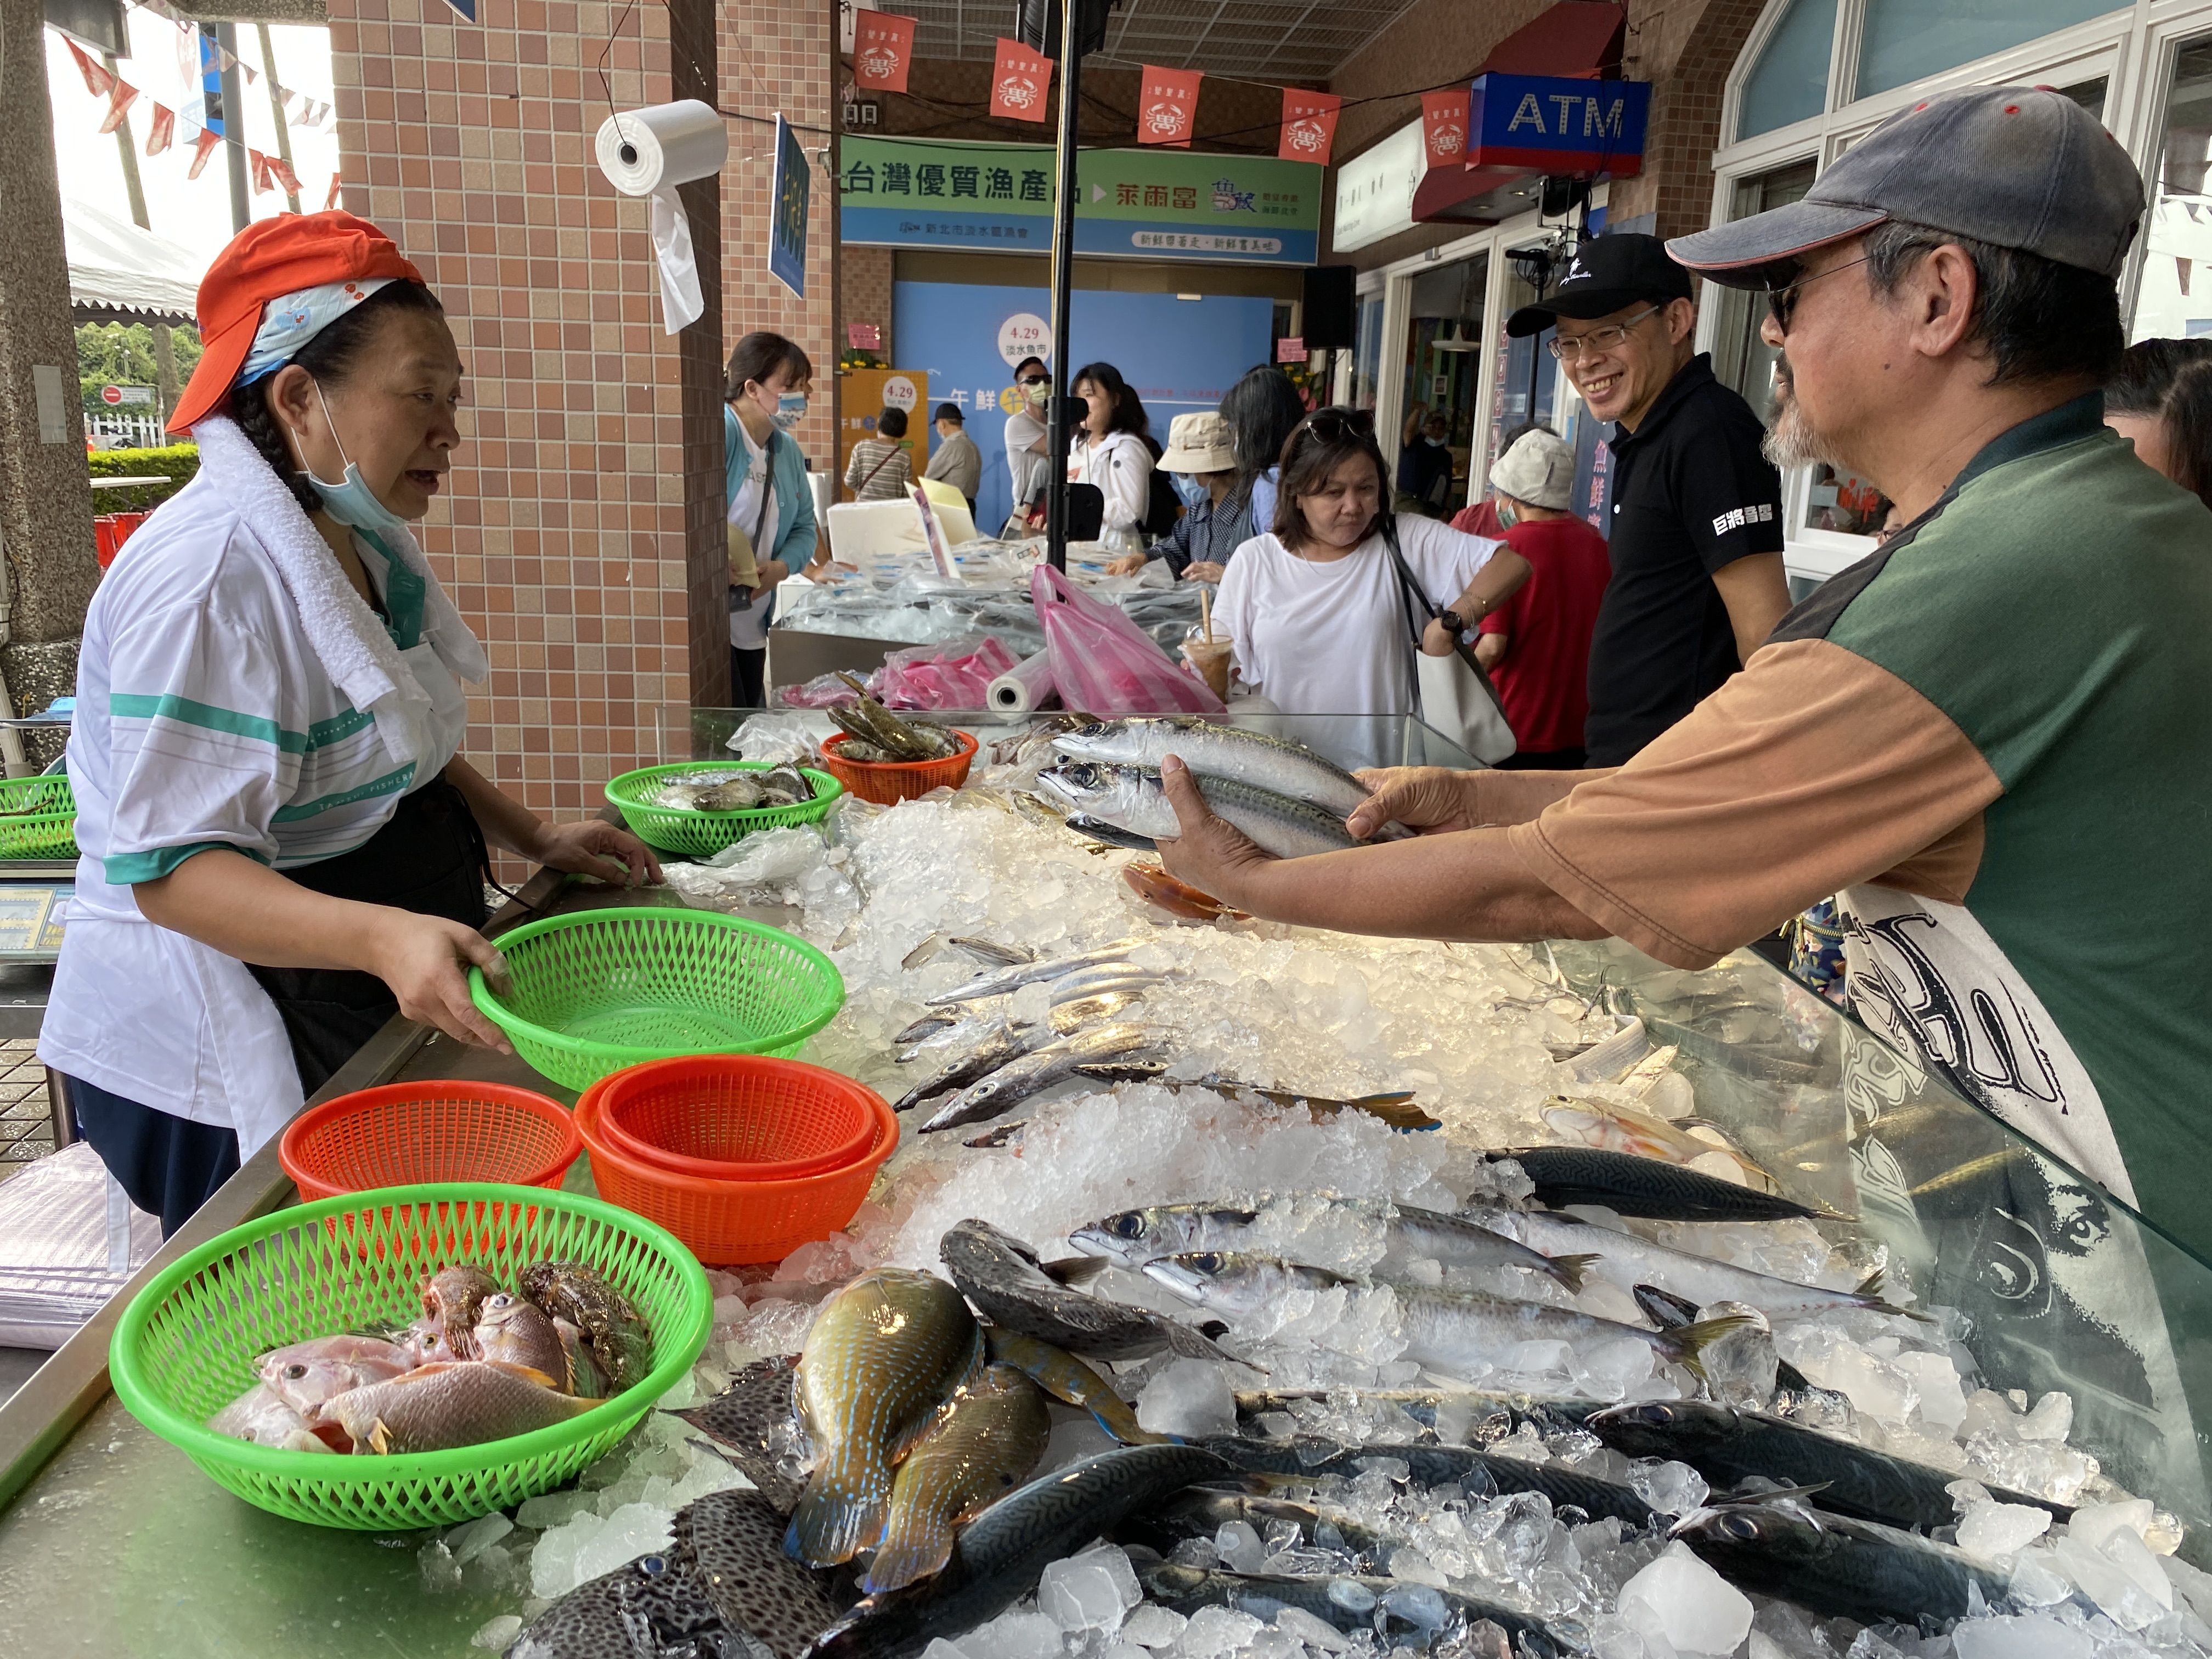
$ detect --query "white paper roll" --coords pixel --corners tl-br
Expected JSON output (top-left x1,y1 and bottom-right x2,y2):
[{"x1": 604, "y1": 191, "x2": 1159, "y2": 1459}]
[
  {"x1": 988, "y1": 649, "x2": 1058, "y2": 713},
  {"x1": 595, "y1": 102, "x2": 727, "y2": 334},
  {"x1": 595, "y1": 100, "x2": 728, "y2": 196}
]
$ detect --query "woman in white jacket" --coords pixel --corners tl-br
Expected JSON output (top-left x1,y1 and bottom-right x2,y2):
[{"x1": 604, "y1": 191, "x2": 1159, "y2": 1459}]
[{"x1": 1066, "y1": 361, "x2": 1156, "y2": 537}]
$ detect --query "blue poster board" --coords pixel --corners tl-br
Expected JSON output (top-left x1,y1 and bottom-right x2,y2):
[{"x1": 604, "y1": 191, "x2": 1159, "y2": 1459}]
[
  {"x1": 770, "y1": 115, "x2": 809, "y2": 300},
  {"x1": 891, "y1": 281, "x2": 1273, "y2": 530}
]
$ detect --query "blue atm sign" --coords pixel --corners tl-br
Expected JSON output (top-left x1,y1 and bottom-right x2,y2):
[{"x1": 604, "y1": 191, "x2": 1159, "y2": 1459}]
[{"x1": 1465, "y1": 75, "x2": 1650, "y2": 177}]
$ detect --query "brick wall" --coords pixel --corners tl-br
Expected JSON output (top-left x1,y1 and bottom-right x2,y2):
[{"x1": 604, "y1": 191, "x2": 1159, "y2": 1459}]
[
  {"x1": 328, "y1": 0, "x2": 727, "y2": 830},
  {"x1": 1610, "y1": 0, "x2": 1770, "y2": 245},
  {"x1": 844, "y1": 245, "x2": 895, "y2": 357},
  {"x1": 721, "y1": 0, "x2": 838, "y2": 467}
]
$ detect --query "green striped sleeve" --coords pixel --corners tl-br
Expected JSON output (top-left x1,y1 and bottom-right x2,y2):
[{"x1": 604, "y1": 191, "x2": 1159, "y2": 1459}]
[
  {"x1": 109, "y1": 693, "x2": 307, "y2": 755},
  {"x1": 272, "y1": 763, "x2": 416, "y2": 823},
  {"x1": 104, "y1": 841, "x2": 273, "y2": 885}
]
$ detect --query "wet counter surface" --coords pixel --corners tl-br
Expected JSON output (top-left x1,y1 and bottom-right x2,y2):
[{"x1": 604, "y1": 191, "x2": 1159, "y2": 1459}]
[{"x1": 0, "y1": 873, "x2": 801, "y2": 1658}]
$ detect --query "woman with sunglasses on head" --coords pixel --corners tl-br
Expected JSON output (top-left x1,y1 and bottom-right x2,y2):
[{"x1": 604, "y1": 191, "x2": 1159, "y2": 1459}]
[
  {"x1": 1212, "y1": 408, "x2": 1528, "y2": 765},
  {"x1": 38, "y1": 213, "x2": 661, "y2": 1234}
]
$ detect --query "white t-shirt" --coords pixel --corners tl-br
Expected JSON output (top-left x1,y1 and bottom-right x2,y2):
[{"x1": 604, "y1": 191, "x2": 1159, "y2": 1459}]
[
  {"x1": 1069, "y1": 430, "x2": 1153, "y2": 533},
  {"x1": 1216, "y1": 514, "x2": 1502, "y2": 741},
  {"x1": 1005, "y1": 409, "x2": 1049, "y2": 516},
  {"x1": 41, "y1": 477, "x2": 469, "y2": 1157},
  {"x1": 727, "y1": 420, "x2": 775, "y2": 652}
]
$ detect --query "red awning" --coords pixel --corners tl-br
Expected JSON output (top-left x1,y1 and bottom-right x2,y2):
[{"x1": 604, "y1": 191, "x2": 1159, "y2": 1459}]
[{"x1": 1410, "y1": 2, "x2": 1629, "y2": 223}]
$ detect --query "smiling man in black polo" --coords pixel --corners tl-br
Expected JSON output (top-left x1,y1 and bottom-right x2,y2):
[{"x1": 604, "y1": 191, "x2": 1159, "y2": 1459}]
[{"x1": 1508, "y1": 235, "x2": 1795, "y2": 766}]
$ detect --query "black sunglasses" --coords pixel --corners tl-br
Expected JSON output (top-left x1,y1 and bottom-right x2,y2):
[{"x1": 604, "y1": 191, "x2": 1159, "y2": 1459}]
[
  {"x1": 1296, "y1": 408, "x2": 1375, "y2": 443},
  {"x1": 1764, "y1": 252, "x2": 1876, "y2": 332}
]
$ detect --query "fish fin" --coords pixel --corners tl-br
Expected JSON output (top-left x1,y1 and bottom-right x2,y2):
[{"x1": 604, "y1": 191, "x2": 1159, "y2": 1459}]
[
  {"x1": 1040, "y1": 1255, "x2": 1113, "y2": 1286},
  {"x1": 1091, "y1": 1402, "x2": 1177, "y2": 1446},
  {"x1": 1545, "y1": 1253, "x2": 1603, "y2": 1296},
  {"x1": 1657, "y1": 1313, "x2": 1758, "y2": 1383},
  {"x1": 858, "y1": 1516, "x2": 956, "y2": 1595},
  {"x1": 494, "y1": 1362, "x2": 562, "y2": 1390},
  {"x1": 1631, "y1": 1283, "x2": 1702, "y2": 1330},
  {"x1": 1852, "y1": 1268, "x2": 1936, "y2": 1323},
  {"x1": 1351, "y1": 1094, "x2": 1443, "y2": 1132},
  {"x1": 787, "y1": 1451, "x2": 893, "y2": 1567},
  {"x1": 1199, "y1": 1321, "x2": 1231, "y2": 1341},
  {"x1": 367, "y1": 1419, "x2": 393, "y2": 1457},
  {"x1": 1072, "y1": 1062, "x2": 1170, "y2": 1082}
]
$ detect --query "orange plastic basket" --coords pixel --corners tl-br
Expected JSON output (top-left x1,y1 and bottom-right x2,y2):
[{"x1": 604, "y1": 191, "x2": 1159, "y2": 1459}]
[
  {"x1": 576, "y1": 1069, "x2": 898, "y2": 1266},
  {"x1": 818, "y1": 730, "x2": 978, "y2": 805},
  {"x1": 279, "y1": 1082, "x2": 583, "y2": 1203},
  {"x1": 591, "y1": 1056, "x2": 880, "y2": 1182}
]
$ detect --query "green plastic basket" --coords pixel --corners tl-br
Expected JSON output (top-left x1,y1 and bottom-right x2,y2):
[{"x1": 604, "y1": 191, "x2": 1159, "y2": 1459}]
[
  {"x1": 109, "y1": 1183, "x2": 712, "y2": 1531},
  {"x1": 0, "y1": 773, "x2": 77, "y2": 860},
  {"x1": 605, "y1": 762, "x2": 842, "y2": 859},
  {"x1": 470, "y1": 907, "x2": 847, "y2": 1091}
]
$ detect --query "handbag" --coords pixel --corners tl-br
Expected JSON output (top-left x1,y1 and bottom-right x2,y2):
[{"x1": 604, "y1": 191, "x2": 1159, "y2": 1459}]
[
  {"x1": 730, "y1": 430, "x2": 782, "y2": 616},
  {"x1": 1383, "y1": 520, "x2": 1517, "y2": 766}
]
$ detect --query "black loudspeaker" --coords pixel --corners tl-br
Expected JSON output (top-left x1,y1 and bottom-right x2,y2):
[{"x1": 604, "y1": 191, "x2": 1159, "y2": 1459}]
[
  {"x1": 1302, "y1": 264, "x2": 1357, "y2": 351},
  {"x1": 1016, "y1": 0, "x2": 1120, "y2": 59}
]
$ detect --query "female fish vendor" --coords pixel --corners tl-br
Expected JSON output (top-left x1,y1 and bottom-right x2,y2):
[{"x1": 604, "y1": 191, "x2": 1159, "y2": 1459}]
[{"x1": 38, "y1": 212, "x2": 661, "y2": 1234}]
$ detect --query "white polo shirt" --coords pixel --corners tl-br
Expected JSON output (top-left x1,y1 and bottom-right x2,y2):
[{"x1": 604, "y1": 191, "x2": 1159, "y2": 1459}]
[{"x1": 41, "y1": 473, "x2": 469, "y2": 1156}]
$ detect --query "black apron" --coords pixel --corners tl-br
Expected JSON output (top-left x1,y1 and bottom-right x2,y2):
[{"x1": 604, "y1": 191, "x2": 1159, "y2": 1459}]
[{"x1": 246, "y1": 772, "x2": 489, "y2": 1098}]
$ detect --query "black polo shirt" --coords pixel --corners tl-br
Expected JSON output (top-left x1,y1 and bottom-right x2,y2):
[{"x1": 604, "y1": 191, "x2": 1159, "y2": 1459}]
[{"x1": 1585, "y1": 353, "x2": 1784, "y2": 766}]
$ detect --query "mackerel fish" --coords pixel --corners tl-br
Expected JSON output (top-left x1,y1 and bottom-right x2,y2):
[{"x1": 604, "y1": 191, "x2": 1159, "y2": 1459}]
[
  {"x1": 1487, "y1": 1145, "x2": 1843, "y2": 1223},
  {"x1": 895, "y1": 969, "x2": 1165, "y2": 1048},
  {"x1": 939, "y1": 1217, "x2": 1236, "y2": 1365},
  {"x1": 891, "y1": 991, "x2": 1147, "y2": 1112},
  {"x1": 861, "y1": 1363, "x2": 1049, "y2": 1594},
  {"x1": 1039, "y1": 761, "x2": 1365, "y2": 861},
  {"x1": 788, "y1": 1268, "x2": 983, "y2": 1567},
  {"x1": 1132, "y1": 1558, "x2": 1582, "y2": 1658},
  {"x1": 1672, "y1": 1498, "x2": 2016, "y2": 1628},
  {"x1": 1201, "y1": 1434, "x2": 1657, "y2": 1530},
  {"x1": 922, "y1": 939, "x2": 1147, "y2": 1007},
  {"x1": 1050, "y1": 718, "x2": 1373, "y2": 818},
  {"x1": 1071, "y1": 1192, "x2": 1598, "y2": 1295},
  {"x1": 916, "y1": 1023, "x2": 1164, "y2": 1133}
]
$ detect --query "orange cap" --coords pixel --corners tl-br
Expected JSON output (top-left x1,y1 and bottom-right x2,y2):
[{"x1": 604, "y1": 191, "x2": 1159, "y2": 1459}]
[{"x1": 168, "y1": 210, "x2": 426, "y2": 436}]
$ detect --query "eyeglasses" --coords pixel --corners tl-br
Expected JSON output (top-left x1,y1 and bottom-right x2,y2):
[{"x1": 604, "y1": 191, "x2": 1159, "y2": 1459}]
[
  {"x1": 1548, "y1": 305, "x2": 1662, "y2": 362},
  {"x1": 1765, "y1": 252, "x2": 1876, "y2": 333}
]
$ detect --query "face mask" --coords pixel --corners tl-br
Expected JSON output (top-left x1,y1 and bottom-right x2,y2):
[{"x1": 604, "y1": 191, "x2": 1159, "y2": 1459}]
[
  {"x1": 1426, "y1": 436, "x2": 1446, "y2": 448},
  {"x1": 1023, "y1": 380, "x2": 1048, "y2": 406},
  {"x1": 300, "y1": 380, "x2": 413, "y2": 544},
  {"x1": 1494, "y1": 497, "x2": 1519, "y2": 531},
  {"x1": 771, "y1": 392, "x2": 809, "y2": 432},
  {"x1": 1170, "y1": 473, "x2": 1209, "y2": 509}
]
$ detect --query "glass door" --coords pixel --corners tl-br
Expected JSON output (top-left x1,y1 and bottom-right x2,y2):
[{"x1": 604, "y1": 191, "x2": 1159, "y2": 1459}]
[{"x1": 1392, "y1": 254, "x2": 1487, "y2": 517}]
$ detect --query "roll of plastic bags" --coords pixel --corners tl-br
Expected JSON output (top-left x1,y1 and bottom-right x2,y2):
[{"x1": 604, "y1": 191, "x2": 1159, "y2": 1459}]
[
  {"x1": 988, "y1": 648, "x2": 1058, "y2": 713},
  {"x1": 594, "y1": 101, "x2": 727, "y2": 332}
]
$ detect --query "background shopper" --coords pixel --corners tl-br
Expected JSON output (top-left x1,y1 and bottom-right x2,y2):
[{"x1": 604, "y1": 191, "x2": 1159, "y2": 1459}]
[
  {"x1": 1003, "y1": 355, "x2": 1052, "y2": 531},
  {"x1": 724, "y1": 331, "x2": 820, "y2": 708},
  {"x1": 2107, "y1": 337, "x2": 2212, "y2": 509},
  {"x1": 924, "y1": 401, "x2": 982, "y2": 516},
  {"x1": 1107, "y1": 411, "x2": 1246, "y2": 579},
  {"x1": 846, "y1": 407, "x2": 915, "y2": 502},
  {"x1": 1396, "y1": 407, "x2": 1454, "y2": 515},
  {"x1": 1220, "y1": 365, "x2": 1307, "y2": 547},
  {"x1": 1067, "y1": 361, "x2": 1156, "y2": 539}
]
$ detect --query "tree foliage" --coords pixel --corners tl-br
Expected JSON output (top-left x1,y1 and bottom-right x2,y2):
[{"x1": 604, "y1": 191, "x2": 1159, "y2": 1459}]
[{"x1": 76, "y1": 321, "x2": 203, "y2": 414}]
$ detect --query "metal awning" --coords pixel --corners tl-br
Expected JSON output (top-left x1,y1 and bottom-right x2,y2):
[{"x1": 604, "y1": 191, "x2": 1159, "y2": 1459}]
[{"x1": 63, "y1": 198, "x2": 203, "y2": 328}]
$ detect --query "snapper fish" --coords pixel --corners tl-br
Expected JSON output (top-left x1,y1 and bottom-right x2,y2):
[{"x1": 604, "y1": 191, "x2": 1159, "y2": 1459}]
[
  {"x1": 255, "y1": 1334, "x2": 415, "y2": 1419},
  {"x1": 207, "y1": 1381, "x2": 337, "y2": 1452},
  {"x1": 321, "y1": 1359, "x2": 595, "y2": 1454}
]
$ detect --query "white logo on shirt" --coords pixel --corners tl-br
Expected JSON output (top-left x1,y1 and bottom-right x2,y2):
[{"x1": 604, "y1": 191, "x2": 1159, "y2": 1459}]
[{"x1": 1711, "y1": 502, "x2": 1776, "y2": 535}]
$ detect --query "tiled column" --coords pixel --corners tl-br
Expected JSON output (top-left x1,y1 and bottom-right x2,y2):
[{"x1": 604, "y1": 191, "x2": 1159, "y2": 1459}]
[
  {"x1": 719, "y1": 0, "x2": 838, "y2": 470},
  {"x1": 326, "y1": 0, "x2": 727, "y2": 827}
]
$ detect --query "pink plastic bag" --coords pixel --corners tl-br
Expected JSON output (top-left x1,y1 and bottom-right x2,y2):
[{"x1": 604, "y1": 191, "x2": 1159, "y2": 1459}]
[
  {"x1": 1031, "y1": 565, "x2": 1226, "y2": 715},
  {"x1": 872, "y1": 635, "x2": 1020, "y2": 709}
]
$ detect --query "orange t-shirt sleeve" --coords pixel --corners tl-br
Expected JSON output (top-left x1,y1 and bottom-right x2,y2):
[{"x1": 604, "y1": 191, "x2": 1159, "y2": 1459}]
[{"x1": 1505, "y1": 637, "x2": 2002, "y2": 968}]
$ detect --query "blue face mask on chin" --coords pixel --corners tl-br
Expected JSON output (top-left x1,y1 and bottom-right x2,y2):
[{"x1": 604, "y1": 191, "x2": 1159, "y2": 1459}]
[
  {"x1": 302, "y1": 379, "x2": 414, "y2": 546},
  {"x1": 772, "y1": 392, "x2": 808, "y2": 432},
  {"x1": 1170, "y1": 472, "x2": 1209, "y2": 509}
]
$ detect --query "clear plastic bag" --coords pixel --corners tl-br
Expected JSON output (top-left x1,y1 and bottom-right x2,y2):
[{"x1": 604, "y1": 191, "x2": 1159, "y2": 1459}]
[{"x1": 1031, "y1": 564, "x2": 1227, "y2": 715}]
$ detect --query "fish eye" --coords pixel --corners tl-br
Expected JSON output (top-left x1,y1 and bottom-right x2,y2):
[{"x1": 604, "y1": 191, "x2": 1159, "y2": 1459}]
[
  {"x1": 1721, "y1": 1514, "x2": 1760, "y2": 1542},
  {"x1": 638, "y1": 1554, "x2": 666, "y2": 1577},
  {"x1": 1193, "y1": 1253, "x2": 1224, "y2": 1272},
  {"x1": 1113, "y1": 1215, "x2": 1144, "y2": 1238},
  {"x1": 284, "y1": 1363, "x2": 309, "y2": 1380}
]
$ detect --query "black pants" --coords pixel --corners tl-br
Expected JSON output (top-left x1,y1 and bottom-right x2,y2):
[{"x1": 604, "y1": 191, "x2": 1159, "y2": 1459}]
[
  {"x1": 70, "y1": 1074, "x2": 240, "y2": 1238},
  {"x1": 732, "y1": 646, "x2": 768, "y2": 709},
  {"x1": 1497, "y1": 747, "x2": 1587, "y2": 771}
]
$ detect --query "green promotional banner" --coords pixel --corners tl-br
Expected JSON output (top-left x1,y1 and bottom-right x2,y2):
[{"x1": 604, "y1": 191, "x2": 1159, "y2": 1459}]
[{"x1": 839, "y1": 137, "x2": 1322, "y2": 264}]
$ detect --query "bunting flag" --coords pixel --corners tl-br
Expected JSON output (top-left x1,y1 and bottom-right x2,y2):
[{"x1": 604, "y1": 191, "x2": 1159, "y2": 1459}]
[
  {"x1": 187, "y1": 125, "x2": 222, "y2": 180},
  {"x1": 144, "y1": 102, "x2": 174, "y2": 155},
  {"x1": 851, "y1": 10, "x2": 915, "y2": 93},
  {"x1": 325, "y1": 173, "x2": 342, "y2": 212},
  {"x1": 268, "y1": 154, "x2": 302, "y2": 194},
  {"x1": 1137, "y1": 66, "x2": 1201, "y2": 148},
  {"x1": 989, "y1": 37, "x2": 1051, "y2": 123},
  {"x1": 99, "y1": 80, "x2": 141, "y2": 136},
  {"x1": 249, "y1": 149, "x2": 273, "y2": 194},
  {"x1": 65, "y1": 39, "x2": 114, "y2": 99},
  {"x1": 1278, "y1": 88, "x2": 1340, "y2": 165},
  {"x1": 1421, "y1": 88, "x2": 1469, "y2": 169}
]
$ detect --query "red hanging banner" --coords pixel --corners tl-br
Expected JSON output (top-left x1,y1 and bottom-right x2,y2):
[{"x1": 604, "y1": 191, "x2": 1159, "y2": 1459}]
[
  {"x1": 989, "y1": 37, "x2": 1052, "y2": 123},
  {"x1": 1421, "y1": 88, "x2": 1470, "y2": 169},
  {"x1": 249, "y1": 149, "x2": 274, "y2": 194},
  {"x1": 1136, "y1": 65, "x2": 1201, "y2": 148},
  {"x1": 187, "y1": 126, "x2": 222, "y2": 180},
  {"x1": 99, "y1": 81, "x2": 140, "y2": 136},
  {"x1": 268, "y1": 155, "x2": 302, "y2": 195},
  {"x1": 65, "y1": 40, "x2": 114, "y2": 99},
  {"x1": 852, "y1": 11, "x2": 915, "y2": 93},
  {"x1": 1278, "y1": 88, "x2": 1341, "y2": 165},
  {"x1": 144, "y1": 103, "x2": 176, "y2": 156}
]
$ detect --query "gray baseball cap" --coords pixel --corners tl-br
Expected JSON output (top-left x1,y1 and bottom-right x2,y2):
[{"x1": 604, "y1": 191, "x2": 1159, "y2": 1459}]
[{"x1": 1669, "y1": 85, "x2": 2145, "y2": 287}]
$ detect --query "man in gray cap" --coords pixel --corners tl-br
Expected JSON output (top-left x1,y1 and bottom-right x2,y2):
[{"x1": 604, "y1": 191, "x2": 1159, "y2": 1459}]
[{"x1": 1153, "y1": 87, "x2": 2212, "y2": 1265}]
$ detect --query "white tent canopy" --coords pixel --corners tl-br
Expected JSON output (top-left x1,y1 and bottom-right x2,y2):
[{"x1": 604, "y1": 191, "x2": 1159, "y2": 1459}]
[{"x1": 63, "y1": 197, "x2": 203, "y2": 325}]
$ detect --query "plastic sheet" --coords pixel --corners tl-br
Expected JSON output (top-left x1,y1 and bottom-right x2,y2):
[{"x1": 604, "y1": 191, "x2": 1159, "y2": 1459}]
[
  {"x1": 872, "y1": 636, "x2": 1021, "y2": 710},
  {"x1": 0, "y1": 1142, "x2": 160, "y2": 1347}
]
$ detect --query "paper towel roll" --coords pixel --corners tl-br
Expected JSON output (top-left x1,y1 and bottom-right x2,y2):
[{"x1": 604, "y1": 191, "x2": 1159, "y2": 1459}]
[
  {"x1": 595, "y1": 102, "x2": 727, "y2": 334},
  {"x1": 988, "y1": 649, "x2": 1058, "y2": 713}
]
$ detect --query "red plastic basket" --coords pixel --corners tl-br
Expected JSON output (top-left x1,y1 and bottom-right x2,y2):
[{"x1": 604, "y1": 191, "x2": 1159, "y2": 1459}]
[
  {"x1": 818, "y1": 730, "x2": 978, "y2": 805},
  {"x1": 576, "y1": 1068, "x2": 898, "y2": 1266},
  {"x1": 592, "y1": 1056, "x2": 879, "y2": 1182},
  {"x1": 279, "y1": 1082, "x2": 583, "y2": 1203}
]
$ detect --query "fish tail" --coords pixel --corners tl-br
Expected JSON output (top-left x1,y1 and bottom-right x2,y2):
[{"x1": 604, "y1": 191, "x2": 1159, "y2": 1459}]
[
  {"x1": 1546, "y1": 1252, "x2": 1604, "y2": 1295},
  {"x1": 787, "y1": 1449, "x2": 892, "y2": 1567},
  {"x1": 1656, "y1": 1313, "x2": 1758, "y2": 1382},
  {"x1": 1040, "y1": 1255, "x2": 1112, "y2": 1286},
  {"x1": 1349, "y1": 1092, "x2": 1442, "y2": 1132},
  {"x1": 1085, "y1": 1389, "x2": 1177, "y2": 1446},
  {"x1": 1853, "y1": 1267, "x2": 1935, "y2": 1323},
  {"x1": 857, "y1": 1508, "x2": 955, "y2": 1594}
]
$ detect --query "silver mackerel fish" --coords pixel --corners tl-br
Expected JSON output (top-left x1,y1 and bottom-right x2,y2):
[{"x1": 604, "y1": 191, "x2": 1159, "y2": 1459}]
[{"x1": 1050, "y1": 718, "x2": 1373, "y2": 817}]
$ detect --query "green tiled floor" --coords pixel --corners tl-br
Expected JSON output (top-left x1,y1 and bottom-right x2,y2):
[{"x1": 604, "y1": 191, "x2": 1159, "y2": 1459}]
[{"x1": 0, "y1": 1041, "x2": 53, "y2": 1182}]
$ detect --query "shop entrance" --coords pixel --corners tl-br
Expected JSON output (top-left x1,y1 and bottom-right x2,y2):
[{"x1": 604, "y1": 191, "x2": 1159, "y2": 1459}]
[{"x1": 1391, "y1": 253, "x2": 1487, "y2": 518}]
